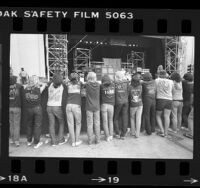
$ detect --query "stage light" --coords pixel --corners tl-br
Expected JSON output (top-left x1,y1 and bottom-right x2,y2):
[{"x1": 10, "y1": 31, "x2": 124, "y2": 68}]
[
  {"x1": 90, "y1": 41, "x2": 93, "y2": 44},
  {"x1": 80, "y1": 40, "x2": 82, "y2": 42},
  {"x1": 100, "y1": 42, "x2": 103, "y2": 45},
  {"x1": 85, "y1": 41, "x2": 88, "y2": 44},
  {"x1": 96, "y1": 41, "x2": 99, "y2": 44}
]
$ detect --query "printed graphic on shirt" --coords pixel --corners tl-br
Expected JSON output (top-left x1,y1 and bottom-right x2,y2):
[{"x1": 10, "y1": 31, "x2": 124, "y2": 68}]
[
  {"x1": 102, "y1": 87, "x2": 115, "y2": 98},
  {"x1": 115, "y1": 82, "x2": 127, "y2": 93},
  {"x1": 9, "y1": 85, "x2": 18, "y2": 100},
  {"x1": 25, "y1": 88, "x2": 40, "y2": 103},
  {"x1": 130, "y1": 89, "x2": 142, "y2": 103}
]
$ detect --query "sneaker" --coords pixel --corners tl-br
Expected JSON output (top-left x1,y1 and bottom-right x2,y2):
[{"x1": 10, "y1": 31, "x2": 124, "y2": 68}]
[
  {"x1": 51, "y1": 143, "x2": 57, "y2": 147},
  {"x1": 72, "y1": 142, "x2": 76, "y2": 147},
  {"x1": 120, "y1": 136, "x2": 125, "y2": 140},
  {"x1": 10, "y1": 140, "x2": 14, "y2": 144},
  {"x1": 45, "y1": 134, "x2": 50, "y2": 138},
  {"x1": 58, "y1": 138, "x2": 68, "y2": 146},
  {"x1": 95, "y1": 140, "x2": 100, "y2": 144},
  {"x1": 15, "y1": 141, "x2": 20, "y2": 147},
  {"x1": 75, "y1": 140, "x2": 82, "y2": 146},
  {"x1": 34, "y1": 142, "x2": 43, "y2": 149},
  {"x1": 109, "y1": 136, "x2": 113, "y2": 141},
  {"x1": 106, "y1": 137, "x2": 111, "y2": 142},
  {"x1": 27, "y1": 140, "x2": 33, "y2": 146},
  {"x1": 115, "y1": 134, "x2": 120, "y2": 139},
  {"x1": 45, "y1": 139, "x2": 50, "y2": 144},
  {"x1": 168, "y1": 128, "x2": 177, "y2": 134},
  {"x1": 181, "y1": 126, "x2": 189, "y2": 131}
]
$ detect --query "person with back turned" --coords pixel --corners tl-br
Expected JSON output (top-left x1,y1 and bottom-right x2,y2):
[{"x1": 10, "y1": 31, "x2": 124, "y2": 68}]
[
  {"x1": 85, "y1": 72, "x2": 101, "y2": 145},
  {"x1": 22, "y1": 75, "x2": 46, "y2": 149}
]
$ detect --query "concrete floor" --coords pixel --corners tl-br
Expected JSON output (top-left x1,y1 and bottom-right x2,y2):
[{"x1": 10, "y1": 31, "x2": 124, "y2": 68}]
[{"x1": 9, "y1": 130, "x2": 193, "y2": 159}]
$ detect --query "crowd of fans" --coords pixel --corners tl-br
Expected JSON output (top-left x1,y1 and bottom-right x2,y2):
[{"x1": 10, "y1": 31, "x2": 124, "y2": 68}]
[{"x1": 9, "y1": 66, "x2": 194, "y2": 149}]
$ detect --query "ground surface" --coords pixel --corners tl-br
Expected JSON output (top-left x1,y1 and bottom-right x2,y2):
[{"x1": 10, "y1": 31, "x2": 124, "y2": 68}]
[{"x1": 9, "y1": 130, "x2": 193, "y2": 159}]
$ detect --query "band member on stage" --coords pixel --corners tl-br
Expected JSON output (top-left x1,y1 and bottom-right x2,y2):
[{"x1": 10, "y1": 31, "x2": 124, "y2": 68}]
[
  {"x1": 22, "y1": 75, "x2": 46, "y2": 149},
  {"x1": 155, "y1": 70, "x2": 174, "y2": 137},
  {"x1": 181, "y1": 73, "x2": 194, "y2": 130},
  {"x1": 85, "y1": 72, "x2": 101, "y2": 145},
  {"x1": 114, "y1": 71, "x2": 129, "y2": 140},
  {"x1": 9, "y1": 75, "x2": 22, "y2": 147},
  {"x1": 141, "y1": 72, "x2": 156, "y2": 135},
  {"x1": 129, "y1": 73, "x2": 143, "y2": 138},
  {"x1": 19, "y1": 68, "x2": 29, "y2": 85},
  {"x1": 170, "y1": 72, "x2": 183, "y2": 133},
  {"x1": 46, "y1": 73, "x2": 68, "y2": 146},
  {"x1": 100, "y1": 74, "x2": 115, "y2": 142},
  {"x1": 66, "y1": 73, "x2": 82, "y2": 147}
]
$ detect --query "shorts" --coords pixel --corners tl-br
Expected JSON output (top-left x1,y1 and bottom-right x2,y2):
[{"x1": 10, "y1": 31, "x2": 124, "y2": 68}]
[{"x1": 156, "y1": 99, "x2": 172, "y2": 111}]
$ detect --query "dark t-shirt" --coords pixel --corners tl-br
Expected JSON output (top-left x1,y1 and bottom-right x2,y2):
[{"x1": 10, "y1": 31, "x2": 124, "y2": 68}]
[
  {"x1": 22, "y1": 86, "x2": 41, "y2": 108},
  {"x1": 86, "y1": 82, "x2": 100, "y2": 112},
  {"x1": 182, "y1": 80, "x2": 193, "y2": 102},
  {"x1": 9, "y1": 83, "x2": 22, "y2": 107},
  {"x1": 129, "y1": 85, "x2": 143, "y2": 107},
  {"x1": 100, "y1": 82, "x2": 115, "y2": 105},
  {"x1": 142, "y1": 80, "x2": 156, "y2": 100},
  {"x1": 115, "y1": 81, "x2": 129, "y2": 104}
]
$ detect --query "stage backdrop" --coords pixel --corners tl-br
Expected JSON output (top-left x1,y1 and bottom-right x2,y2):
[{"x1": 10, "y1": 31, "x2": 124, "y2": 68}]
[{"x1": 10, "y1": 34, "x2": 46, "y2": 78}]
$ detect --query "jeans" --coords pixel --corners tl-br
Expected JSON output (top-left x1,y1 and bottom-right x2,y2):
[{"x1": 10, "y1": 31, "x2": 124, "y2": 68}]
[
  {"x1": 86, "y1": 110, "x2": 100, "y2": 143},
  {"x1": 9, "y1": 107, "x2": 21, "y2": 142},
  {"x1": 114, "y1": 103, "x2": 128, "y2": 137},
  {"x1": 26, "y1": 106, "x2": 42, "y2": 144},
  {"x1": 101, "y1": 104, "x2": 114, "y2": 138},
  {"x1": 182, "y1": 101, "x2": 191, "y2": 128},
  {"x1": 130, "y1": 106, "x2": 143, "y2": 137},
  {"x1": 171, "y1": 101, "x2": 183, "y2": 131},
  {"x1": 47, "y1": 106, "x2": 65, "y2": 144},
  {"x1": 66, "y1": 104, "x2": 82, "y2": 143},
  {"x1": 142, "y1": 98, "x2": 156, "y2": 135},
  {"x1": 188, "y1": 107, "x2": 193, "y2": 136}
]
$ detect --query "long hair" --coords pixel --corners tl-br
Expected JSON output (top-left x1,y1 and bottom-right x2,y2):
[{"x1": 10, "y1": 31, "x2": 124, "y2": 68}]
[
  {"x1": 170, "y1": 72, "x2": 181, "y2": 83},
  {"x1": 87, "y1": 72, "x2": 97, "y2": 82},
  {"x1": 183, "y1": 73, "x2": 194, "y2": 82},
  {"x1": 142, "y1": 72, "x2": 152, "y2": 81},
  {"x1": 131, "y1": 73, "x2": 141, "y2": 87}
]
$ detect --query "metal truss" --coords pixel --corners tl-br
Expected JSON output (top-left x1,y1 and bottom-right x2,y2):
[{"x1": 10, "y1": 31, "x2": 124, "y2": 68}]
[
  {"x1": 164, "y1": 36, "x2": 180, "y2": 74},
  {"x1": 122, "y1": 51, "x2": 145, "y2": 71},
  {"x1": 46, "y1": 34, "x2": 68, "y2": 80},
  {"x1": 73, "y1": 48, "x2": 91, "y2": 73}
]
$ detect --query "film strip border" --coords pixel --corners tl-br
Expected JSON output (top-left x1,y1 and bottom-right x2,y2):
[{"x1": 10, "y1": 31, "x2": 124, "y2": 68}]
[
  {"x1": 0, "y1": 158, "x2": 196, "y2": 185},
  {"x1": 0, "y1": 8, "x2": 199, "y2": 34},
  {"x1": 0, "y1": 8, "x2": 200, "y2": 185}
]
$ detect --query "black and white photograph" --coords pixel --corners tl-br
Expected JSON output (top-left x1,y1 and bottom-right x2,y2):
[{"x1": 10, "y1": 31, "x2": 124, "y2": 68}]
[{"x1": 9, "y1": 34, "x2": 194, "y2": 159}]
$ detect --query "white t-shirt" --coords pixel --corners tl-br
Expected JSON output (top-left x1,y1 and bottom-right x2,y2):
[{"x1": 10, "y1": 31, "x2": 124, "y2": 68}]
[
  {"x1": 47, "y1": 83, "x2": 64, "y2": 106},
  {"x1": 155, "y1": 78, "x2": 174, "y2": 100}
]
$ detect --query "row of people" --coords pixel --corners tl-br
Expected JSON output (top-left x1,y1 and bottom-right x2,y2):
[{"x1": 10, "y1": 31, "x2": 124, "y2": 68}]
[{"x1": 9, "y1": 69, "x2": 194, "y2": 148}]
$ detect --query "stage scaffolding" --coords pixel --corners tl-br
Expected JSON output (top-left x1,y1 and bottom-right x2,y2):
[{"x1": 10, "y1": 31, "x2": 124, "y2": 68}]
[
  {"x1": 164, "y1": 36, "x2": 180, "y2": 74},
  {"x1": 45, "y1": 34, "x2": 68, "y2": 80},
  {"x1": 73, "y1": 48, "x2": 91, "y2": 73},
  {"x1": 122, "y1": 51, "x2": 145, "y2": 71}
]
